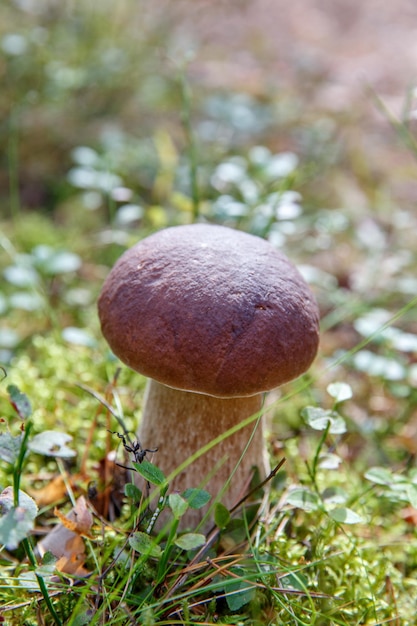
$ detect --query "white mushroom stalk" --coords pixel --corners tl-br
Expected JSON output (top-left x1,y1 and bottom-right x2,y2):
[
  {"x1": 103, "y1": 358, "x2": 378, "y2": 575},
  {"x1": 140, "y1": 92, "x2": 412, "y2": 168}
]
[
  {"x1": 98, "y1": 224, "x2": 320, "y2": 528},
  {"x1": 139, "y1": 380, "x2": 266, "y2": 528}
]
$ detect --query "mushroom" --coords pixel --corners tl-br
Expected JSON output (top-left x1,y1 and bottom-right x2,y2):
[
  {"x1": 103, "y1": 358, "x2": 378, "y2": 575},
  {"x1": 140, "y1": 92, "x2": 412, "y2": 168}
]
[{"x1": 98, "y1": 224, "x2": 319, "y2": 528}]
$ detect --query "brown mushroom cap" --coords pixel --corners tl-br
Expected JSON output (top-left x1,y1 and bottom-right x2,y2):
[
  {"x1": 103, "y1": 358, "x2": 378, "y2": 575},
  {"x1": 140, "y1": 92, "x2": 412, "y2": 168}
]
[{"x1": 98, "y1": 224, "x2": 320, "y2": 397}]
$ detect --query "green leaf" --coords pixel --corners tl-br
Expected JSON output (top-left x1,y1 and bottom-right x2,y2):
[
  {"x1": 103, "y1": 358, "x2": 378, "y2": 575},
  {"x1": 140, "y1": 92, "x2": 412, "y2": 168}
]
[
  {"x1": 174, "y1": 533, "x2": 206, "y2": 551},
  {"x1": 214, "y1": 502, "x2": 231, "y2": 529},
  {"x1": 7, "y1": 384, "x2": 32, "y2": 420},
  {"x1": 182, "y1": 488, "x2": 211, "y2": 509},
  {"x1": 389, "y1": 480, "x2": 409, "y2": 499},
  {"x1": 41, "y1": 551, "x2": 58, "y2": 566},
  {"x1": 327, "y1": 382, "x2": 353, "y2": 403},
  {"x1": 34, "y1": 561, "x2": 57, "y2": 580},
  {"x1": 18, "y1": 569, "x2": 55, "y2": 590},
  {"x1": 352, "y1": 350, "x2": 405, "y2": 381},
  {"x1": 0, "y1": 487, "x2": 38, "y2": 518},
  {"x1": 0, "y1": 508, "x2": 34, "y2": 551},
  {"x1": 280, "y1": 571, "x2": 309, "y2": 592},
  {"x1": 406, "y1": 484, "x2": 417, "y2": 508},
  {"x1": 125, "y1": 483, "x2": 141, "y2": 502},
  {"x1": 133, "y1": 460, "x2": 166, "y2": 486},
  {"x1": 364, "y1": 466, "x2": 395, "y2": 486},
  {"x1": 222, "y1": 567, "x2": 256, "y2": 611},
  {"x1": 353, "y1": 308, "x2": 391, "y2": 338},
  {"x1": 318, "y1": 453, "x2": 342, "y2": 470},
  {"x1": 168, "y1": 493, "x2": 188, "y2": 519},
  {"x1": 129, "y1": 531, "x2": 162, "y2": 558},
  {"x1": 0, "y1": 432, "x2": 23, "y2": 464},
  {"x1": 0, "y1": 328, "x2": 20, "y2": 349},
  {"x1": 321, "y1": 486, "x2": 348, "y2": 505},
  {"x1": 36, "y1": 249, "x2": 82, "y2": 276},
  {"x1": 28, "y1": 431, "x2": 76, "y2": 458},
  {"x1": 0, "y1": 487, "x2": 38, "y2": 550},
  {"x1": 62, "y1": 327, "x2": 96, "y2": 347},
  {"x1": 301, "y1": 406, "x2": 347, "y2": 434},
  {"x1": 329, "y1": 507, "x2": 363, "y2": 525},
  {"x1": 285, "y1": 488, "x2": 321, "y2": 512},
  {"x1": 409, "y1": 468, "x2": 417, "y2": 484},
  {"x1": 3, "y1": 265, "x2": 39, "y2": 288},
  {"x1": 68, "y1": 610, "x2": 94, "y2": 626}
]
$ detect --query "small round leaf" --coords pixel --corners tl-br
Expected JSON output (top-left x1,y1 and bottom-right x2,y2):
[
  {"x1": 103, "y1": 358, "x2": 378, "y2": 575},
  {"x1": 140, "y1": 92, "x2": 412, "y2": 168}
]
[
  {"x1": 286, "y1": 488, "x2": 321, "y2": 512},
  {"x1": 28, "y1": 431, "x2": 76, "y2": 458},
  {"x1": 174, "y1": 533, "x2": 206, "y2": 551},
  {"x1": 168, "y1": 493, "x2": 188, "y2": 519},
  {"x1": 129, "y1": 531, "x2": 162, "y2": 558},
  {"x1": 329, "y1": 507, "x2": 363, "y2": 525},
  {"x1": 327, "y1": 382, "x2": 353, "y2": 403},
  {"x1": 214, "y1": 502, "x2": 231, "y2": 529},
  {"x1": 182, "y1": 488, "x2": 211, "y2": 509}
]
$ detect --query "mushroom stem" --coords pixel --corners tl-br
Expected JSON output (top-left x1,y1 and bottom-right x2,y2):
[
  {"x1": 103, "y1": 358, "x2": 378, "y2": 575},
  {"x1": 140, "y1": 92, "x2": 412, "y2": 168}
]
[{"x1": 138, "y1": 379, "x2": 269, "y2": 528}]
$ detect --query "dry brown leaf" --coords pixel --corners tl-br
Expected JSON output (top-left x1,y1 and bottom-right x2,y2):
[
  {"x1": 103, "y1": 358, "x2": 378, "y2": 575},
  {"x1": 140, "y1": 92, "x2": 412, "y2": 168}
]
[
  {"x1": 53, "y1": 499, "x2": 94, "y2": 538},
  {"x1": 37, "y1": 496, "x2": 94, "y2": 576},
  {"x1": 31, "y1": 475, "x2": 69, "y2": 507}
]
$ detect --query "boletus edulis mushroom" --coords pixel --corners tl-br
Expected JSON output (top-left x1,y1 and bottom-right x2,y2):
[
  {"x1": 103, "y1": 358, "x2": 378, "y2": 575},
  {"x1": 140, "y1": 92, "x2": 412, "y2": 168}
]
[{"x1": 98, "y1": 224, "x2": 320, "y2": 528}]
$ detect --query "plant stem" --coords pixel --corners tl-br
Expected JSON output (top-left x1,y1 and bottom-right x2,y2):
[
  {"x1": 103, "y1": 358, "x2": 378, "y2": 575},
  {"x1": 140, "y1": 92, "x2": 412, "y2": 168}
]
[
  {"x1": 13, "y1": 420, "x2": 62, "y2": 626},
  {"x1": 306, "y1": 421, "x2": 331, "y2": 497},
  {"x1": 22, "y1": 537, "x2": 63, "y2": 626},
  {"x1": 156, "y1": 517, "x2": 179, "y2": 582},
  {"x1": 13, "y1": 421, "x2": 32, "y2": 507}
]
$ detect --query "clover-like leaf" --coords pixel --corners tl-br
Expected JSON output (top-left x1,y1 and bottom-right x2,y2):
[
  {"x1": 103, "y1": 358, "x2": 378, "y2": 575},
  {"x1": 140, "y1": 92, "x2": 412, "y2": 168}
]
[
  {"x1": 280, "y1": 571, "x2": 309, "y2": 592},
  {"x1": 0, "y1": 432, "x2": 23, "y2": 465},
  {"x1": 214, "y1": 502, "x2": 231, "y2": 529},
  {"x1": 182, "y1": 488, "x2": 211, "y2": 510},
  {"x1": 327, "y1": 382, "x2": 353, "y2": 403},
  {"x1": 35, "y1": 248, "x2": 82, "y2": 276},
  {"x1": 0, "y1": 487, "x2": 38, "y2": 550},
  {"x1": 221, "y1": 566, "x2": 256, "y2": 611},
  {"x1": 285, "y1": 487, "x2": 321, "y2": 512},
  {"x1": 364, "y1": 466, "x2": 395, "y2": 486},
  {"x1": 129, "y1": 531, "x2": 162, "y2": 558},
  {"x1": 7, "y1": 384, "x2": 32, "y2": 420},
  {"x1": 62, "y1": 327, "x2": 96, "y2": 347},
  {"x1": 318, "y1": 452, "x2": 342, "y2": 470},
  {"x1": 168, "y1": 493, "x2": 188, "y2": 519},
  {"x1": 174, "y1": 532, "x2": 206, "y2": 551},
  {"x1": 124, "y1": 483, "x2": 141, "y2": 502},
  {"x1": 321, "y1": 486, "x2": 348, "y2": 505},
  {"x1": 301, "y1": 406, "x2": 347, "y2": 435},
  {"x1": 28, "y1": 431, "x2": 76, "y2": 458},
  {"x1": 329, "y1": 507, "x2": 363, "y2": 525},
  {"x1": 406, "y1": 484, "x2": 417, "y2": 508}
]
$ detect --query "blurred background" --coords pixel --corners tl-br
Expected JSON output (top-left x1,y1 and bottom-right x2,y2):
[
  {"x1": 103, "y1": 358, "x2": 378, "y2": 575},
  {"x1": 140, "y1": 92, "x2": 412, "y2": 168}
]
[{"x1": 2, "y1": 0, "x2": 417, "y2": 218}]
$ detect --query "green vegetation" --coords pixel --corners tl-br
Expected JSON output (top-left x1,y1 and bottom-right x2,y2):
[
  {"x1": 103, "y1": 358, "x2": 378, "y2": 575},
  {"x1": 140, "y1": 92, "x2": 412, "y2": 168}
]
[{"x1": 1, "y1": 1, "x2": 417, "y2": 624}]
